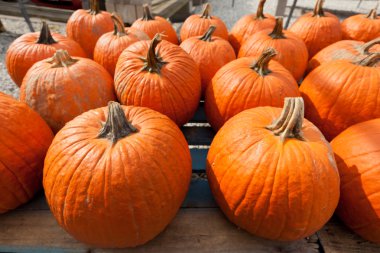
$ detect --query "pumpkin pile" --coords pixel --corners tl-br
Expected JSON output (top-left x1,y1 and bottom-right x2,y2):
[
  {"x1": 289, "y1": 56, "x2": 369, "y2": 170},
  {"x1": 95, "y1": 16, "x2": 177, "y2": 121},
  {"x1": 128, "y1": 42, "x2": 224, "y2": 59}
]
[{"x1": 1, "y1": 0, "x2": 380, "y2": 248}]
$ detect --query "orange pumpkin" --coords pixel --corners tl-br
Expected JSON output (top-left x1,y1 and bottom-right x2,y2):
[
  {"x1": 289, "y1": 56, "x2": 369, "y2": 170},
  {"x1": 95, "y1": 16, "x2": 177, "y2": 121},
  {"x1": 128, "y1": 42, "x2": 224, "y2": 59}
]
[
  {"x1": 238, "y1": 17, "x2": 308, "y2": 82},
  {"x1": 180, "y1": 25, "x2": 236, "y2": 94},
  {"x1": 0, "y1": 92, "x2": 53, "y2": 214},
  {"x1": 94, "y1": 13, "x2": 149, "y2": 76},
  {"x1": 43, "y1": 102, "x2": 191, "y2": 247},
  {"x1": 180, "y1": 3, "x2": 228, "y2": 42},
  {"x1": 229, "y1": 0, "x2": 276, "y2": 54},
  {"x1": 331, "y1": 119, "x2": 380, "y2": 243},
  {"x1": 207, "y1": 97, "x2": 340, "y2": 241},
  {"x1": 300, "y1": 53, "x2": 380, "y2": 141},
  {"x1": 6, "y1": 21, "x2": 86, "y2": 87},
  {"x1": 114, "y1": 34, "x2": 201, "y2": 126},
  {"x1": 131, "y1": 4, "x2": 178, "y2": 44},
  {"x1": 66, "y1": 0, "x2": 114, "y2": 58},
  {"x1": 308, "y1": 38, "x2": 380, "y2": 71},
  {"x1": 289, "y1": 0, "x2": 342, "y2": 58},
  {"x1": 205, "y1": 48, "x2": 300, "y2": 131},
  {"x1": 20, "y1": 50, "x2": 116, "y2": 133},
  {"x1": 342, "y1": 9, "x2": 380, "y2": 42}
]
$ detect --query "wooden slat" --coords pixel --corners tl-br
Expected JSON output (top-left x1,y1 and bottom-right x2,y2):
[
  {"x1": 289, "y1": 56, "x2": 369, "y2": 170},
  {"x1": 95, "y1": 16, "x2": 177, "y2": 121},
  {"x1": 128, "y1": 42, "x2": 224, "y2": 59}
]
[
  {"x1": 190, "y1": 147, "x2": 208, "y2": 172},
  {"x1": 190, "y1": 101, "x2": 208, "y2": 122},
  {"x1": 151, "y1": 0, "x2": 189, "y2": 18},
  {"x1": 182, "y1": 125, "x2": 214, "y2": 145},
  {"x1": 182, "y1": 175, "x2": 216, "y2": 208}
]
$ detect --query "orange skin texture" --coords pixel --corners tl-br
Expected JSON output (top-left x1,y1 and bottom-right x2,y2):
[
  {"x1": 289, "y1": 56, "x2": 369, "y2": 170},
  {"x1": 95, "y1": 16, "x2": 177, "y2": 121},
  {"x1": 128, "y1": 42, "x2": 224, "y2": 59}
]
[
  {"x1": 300, "y1": 60, "x2": 380, "y2": 141},
  {"x1": 131, "y1": 16, "x2": 179, "y2": 44},
  {"x1": 238, "y1": 29, "x2": 308, "y2": 82},
  {"x1": 289, "y1": 12, "x2": 342, "y2": 59},
  {"x1": 205, "y1": 57, "x2": 300, "y2": 131},
  {"x1": 180, "y1": 15, "x2": 228, "y2": 42},
  {"x1": 94, "y1": 28, "x2": 149, "y2": 76},
  {"x1": 43, "y1": 105, "x2": 192, "y2": 247},
  {"x1": 20, "y1": 56, "x2": 116, "y2": 133},
  {"x1": 207, "y1": 106, "x2": 340, "y2": 241},
  {"x1": 341, "y1": 14, "x2": 380, "y2": 42},
  {"x1": 331, "y1": 119, "x2": 380, "y2": 243},
  {"x1": 114, "y1": 40, "x2": 201, "y2": 126},
  {"x1": 229, "y1": 13, "x2": 276, "y2": 54},
  {"x1": 0, "y1": 92, "x2": 53, "y2": 214},
  {"x1": 308, "y1": 40, "x2": 380, "y2": 72},
  {"x1": 180, "y1": 35, "x2": 236, "y2": 95},
  {"x1": 66, "y1": 9, "x2": 114, "y2": 58},
  {"x1": 5, "y1": 32, "x2": 86, "y2": 87}
]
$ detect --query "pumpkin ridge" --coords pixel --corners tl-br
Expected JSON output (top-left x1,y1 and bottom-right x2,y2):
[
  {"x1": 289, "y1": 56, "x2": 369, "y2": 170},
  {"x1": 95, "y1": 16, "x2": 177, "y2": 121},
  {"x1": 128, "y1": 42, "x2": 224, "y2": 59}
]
[{"x1": 0, "y1": 159, "x2": 30, "y2": 201}]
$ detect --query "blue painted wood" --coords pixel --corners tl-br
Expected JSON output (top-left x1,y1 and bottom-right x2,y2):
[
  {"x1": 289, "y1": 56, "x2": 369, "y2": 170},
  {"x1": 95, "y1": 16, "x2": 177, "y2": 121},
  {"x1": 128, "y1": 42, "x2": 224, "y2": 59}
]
[
  {"x1": 182, "y1": 126, "x2": 214, "y2": 145},
  {"x1": 191, "y1": 101, "x2": 207, "y2": 123},
  {"x1": 182, "y1": 177, "x2": 216, "y2": 208},
  {"x1": 190, "y1": 148, "x2": 208, "y2": 172}
]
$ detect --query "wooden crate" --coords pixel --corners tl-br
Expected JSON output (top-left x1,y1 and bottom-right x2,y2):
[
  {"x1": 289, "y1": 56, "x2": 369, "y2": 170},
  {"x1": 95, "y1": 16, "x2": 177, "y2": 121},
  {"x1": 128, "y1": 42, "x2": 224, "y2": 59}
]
[{"x1": 105, "y1": 0, "x2": 151, "y2": 24}]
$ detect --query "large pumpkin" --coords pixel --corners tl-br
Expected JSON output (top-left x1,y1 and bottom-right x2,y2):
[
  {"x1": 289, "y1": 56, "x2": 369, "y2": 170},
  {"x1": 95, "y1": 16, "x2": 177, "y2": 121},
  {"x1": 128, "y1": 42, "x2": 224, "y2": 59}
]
[
  {"x1": 66, "y1": 0, "x2": 114, "y2": 58},
  {"x1": 180, "y1": 25, "x2": 236, "y2": 94},
  {"x1": 308, "y1": 38, "x2": 380, "y2": 71},
  {"x1": 238, "y1": 17, "x2": 308, "y2": 82},
  {"x1": 20, "y1": 50, "x2": 116, "y2": 133},
  {"x1": 229, "y1": 0, "x2": 276, "y2": 54},
  {"x1": 94, "y1": 13, "x2": 149, "y2": 76},
  {"x1": 6, "y1": 21, "x2": 86, "y2": 87},
  {"x1": 207, "y1": 97, "x2": 340, "y2": 241},
  {"x1": 0, "y1": 92, "x2": 53, "y2": 214},
  {"x1": 114, "y1": 34, "x2": 201, "y2": 126},
  {"x1": 341, "y1": 9, "x2": 380, "y2": 42},
  {"x1": 43, "y1": 101, "x2": 192, "y2": 247},
  {"x1": 205, "y1": 48, "x2": 300, "y2": 131},
  {"x1": 300, "y1": 53, "x2": 380, "y2": 141},
  {"x1": 180, "y1": 3, "x2": 228, "y2": 42},
  {"x1": 289, "y1": 0, "x2": 342, "y2": 58},
  {"x1": 131, "y1": 4, "x2": 178, "y2": 44},
  {"x1": 331, "y1": 119, "x2": 380, "y2": 243}
]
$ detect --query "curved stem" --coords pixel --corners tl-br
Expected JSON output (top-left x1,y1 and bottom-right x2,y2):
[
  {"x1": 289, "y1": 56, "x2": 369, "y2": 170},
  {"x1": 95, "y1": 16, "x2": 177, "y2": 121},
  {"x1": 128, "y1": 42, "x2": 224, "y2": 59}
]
[
  {"x1": 98, "y1": 102, "x2": 138, "y2": 143},
  {"x1": 355, "y1": 52, "x2": 380, "y2": 67},
  {"x1": 47, "y1": 50, "x2": 78, "y2": 68},
  {"x1": 142, "y1": 4, "x2": 154, "y2": 21},
  {"x1": 266, "y1": 97, "x2": 305, "y2": 142},
  {"x1": 360, "y1": 38, "x2": 380, "y2": 54},
  {"x1": 88, "y1": 0, "x2": 100, "y2": 15},
  {"x1": 141, "y1": 34, "x2": 167, "y2": 74},
  {"x1": 269, "y1": 17, "x2": 286, "y2": 39},
  {"x1": 111, "y1": 13, "x2": 126, "y2": 36},
  {"x1": 312, "y1": 0, "x2": 325, "y2": 17},
  {"x1": 256, "y1": 0, "x2": 267, "y2": 19},
  {"x1": 36, "y1": 21, "x2": 56, "y2": 44},
  {"x1": 250, "y1": 48, "x2": 277, "y2": 76},
  {"x1": 200, "y1": 25, "x2": 216, "y2": 42},
  {"x1": 366, "y1": 9, "x2": 377, "y2": 19},
  {"x1": 200, "y1": 3, "x2": 211, "y2": 18}
]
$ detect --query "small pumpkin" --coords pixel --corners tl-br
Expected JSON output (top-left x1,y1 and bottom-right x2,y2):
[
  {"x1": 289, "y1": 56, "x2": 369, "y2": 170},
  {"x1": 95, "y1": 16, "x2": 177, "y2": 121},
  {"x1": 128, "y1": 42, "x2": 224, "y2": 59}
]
[
  {"x1": 300, "y1": 53, "x2": 380, "y2": 141},
  {"x1": 205, "y1": 48, "x2": 300, "y2": 131},
  {"x1": 6, "y1": 21, "x2": 86, "y2": 87},
  {"x1": 180, "y1": 25, "x2": 236, "y2": 94},
  {"x1": 114, "y1": 34, "x2": 201, "y2": 126},
  {"x1": 20, "y1": 50, "x2": 116, "y2": 133},
  {"x1": 180, "y1": 3, "x2": 228, "y2": 42},
  {"x1": 308, "y1": 37, "x2": 380, "y2": 71},
  {"x1": 94, "y1": 13, "x2": 149, "y2": 76},
  {"x1": 341, "y1": 9, "x2": 380, "y2": 42},
  {"x1": 43, "y1": 101, "x2": 191, "y2": 247},
  {"x1": 331, "y1": 119, "x2": 380, "y2": 243},
  {"x1": 0, "y1": 92, "x2": 53, "y2": 214},
  {"x1": 289, "y1": 0, "x2": 342, "y2": 58},
  {"x1": 238, "y1": 17, "x2": 308, "y2": 82},
  {"x1": 131, "y1": 4, "x2": 178, "y2": 44},
  {"x1": 66, "y1": 0, "x2": 114, "y2": 58},
  {"x1": 207, "y1": 97, "x2": 340, "y2": 241},
  {"x1": 229, "y1": 0, "x2": 276, "y2": 54}
]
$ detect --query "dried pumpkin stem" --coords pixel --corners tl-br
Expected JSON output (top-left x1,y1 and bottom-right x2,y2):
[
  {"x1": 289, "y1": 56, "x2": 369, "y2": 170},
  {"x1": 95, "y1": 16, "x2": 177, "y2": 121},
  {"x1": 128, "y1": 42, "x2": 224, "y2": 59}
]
[
  {"x1": 269, "y1": 17, "x2": 286, "y2": 39},
  {"x1": 266, "y1": 97, "x2": 305, "y2": 142},
  {"x1": 312, "y1": 0, "x2": 325, "y2": 17},
  {"x1": 36, "y1": 21, "x2": 56, "y2": 44},
  {"x1": 88, "y1": 0, "x2": 100, "y2": 15},
  {"x1": 200, "y1": 25, "x2": 216, "y2": 42},
  {"x1": 355, "y1": 52, "x2": 380, "y2": 67},
  {"x1": 142, "y1": 4, "x2": 154, "y2": 21},
  {"x1": 256, "y1": 0, "x2": 267, "y2": 19},
  {"x1": 0, "y1": 20, "x2": 5, "y2": 33},
  {"x1": 200, "y1": 3, "x2": 211, "y2": 18},
  {"x1": 250, "y1": 48, "x2": 277, "y2": 76},
  {"x1": 366, "y1": 9, "x2": 377, "y2": 19},
  {"x1": 360, "y1": 38, "x2": 380, "y2": 54},
  {"x1": 111, "y1": 13, "x2": 126, "y2": 36},
  {"x1": 47, "y1": 50, "x2": 78, "y2": 68},
  {"x1": 141, "y1": 34, "x2": 167, "y2": 74},
  {"x1": 98, "y1": 102, "x2": 137, "y2": 143}
]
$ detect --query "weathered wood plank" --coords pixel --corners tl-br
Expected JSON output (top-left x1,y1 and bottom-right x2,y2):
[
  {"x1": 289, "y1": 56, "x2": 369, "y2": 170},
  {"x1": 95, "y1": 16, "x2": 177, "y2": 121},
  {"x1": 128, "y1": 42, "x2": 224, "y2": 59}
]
[
  {"x1": 152, "y1": 0, "x2": 189, "y2": 18},
  {"x1": 182, "y1": 125, "x2": 214, "y2": 145},
  {"x1": 190, "y1": 101, "x2": 207, "y2": 122},
  {"x1": 190, "y1": 147, "x2": 208, "y2": 172}
]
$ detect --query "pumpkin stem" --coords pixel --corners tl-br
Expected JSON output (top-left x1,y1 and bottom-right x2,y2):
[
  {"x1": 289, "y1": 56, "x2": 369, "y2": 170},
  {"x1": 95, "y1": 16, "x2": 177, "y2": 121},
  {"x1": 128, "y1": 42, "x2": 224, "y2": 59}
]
[
  {"x1": 200, "y1": 3, "x2": 211, "y2": 18},
  {"x1": 88, "y1": 0, "x2": 100, "y2": 15},
  {"x1": 366, "y1": 9, "x2": 377, "y2": 19},
  {"x1": 111, "y1": 13, "x2": 126, "y2": 36},
  {"x1": 200, "y1": 25, "x2": 216, "y2": 42},
  {"x1": 269, "y1": 17, "x2": 286, "y2": 39},
  {"x1": 36, "y1": 21, "x2": 56, "y2": 44},
  {"x1": 47, "y1": 49, "x2": 78, "y2": 68},
  {"x1": 360, "y1": 37, "x2": 380, "y2": 54},
  {"x1": 98, "y1": 101, "x2": 138, "y2": 143},
  {"x1": 266, "y1": 97, "x2": 305, "y2": 142},
  {"x1": 256, "y1": 0, "x2": 267, "y2": 19},
  {"x1": 142, "y1": 4, "x2": 154, "y2": 21},
  {"x1": 355, "y1": 52, "x2": 380, "y2": 67},
  {"x1": 312, "y1": 0, "x2": 325, "y2": 17},
  {"x1": 141, "y1": 34, "x2": 167, "y2": 74},
  {"x1": 0, "y1": 20, "x2": 5, "y2": 33},
  {"x1": 250, "y1": 48, "x2": 277, "y2": 76}
]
